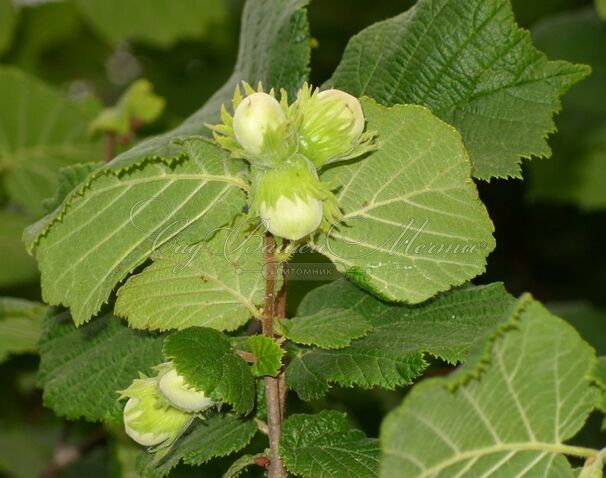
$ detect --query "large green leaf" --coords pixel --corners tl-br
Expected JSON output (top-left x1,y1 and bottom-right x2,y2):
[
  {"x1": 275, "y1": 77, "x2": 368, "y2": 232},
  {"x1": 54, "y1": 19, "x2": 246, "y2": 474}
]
[
  {"x1": 327, "y1": 0, "x2": 589, "y2": 179},
  {"x1": 115, "y1": 221, "x2": 266, "y2": 332},
  {"x1": 0, "y1": 210, "x2": 38, "y2": 287},
  {"x1": 137, "y1": 414, "x2": 258, "y2": 478},
  {"x1": 37, "y1": 310, "x2": 164, "y2": 423},
  {"x1": 29, "y1": 138, "x2": 246, "y2": 325},
  {"x1": 281, "y1": 411, "x2": 380, "y2": 478},
  {"x1": 75, "y1": 0, "x2": 226, "y2": 48},
  {"x1": 528, "y1": 8, "x2": 606, "y2": 210},
  {"x1": 163, "y1": 327, "x2": 255, "y2": 414},
  {"x1": 0, "y1": 67, "x2": 102, "y2": 215},
  {"x1": 0, "y1": 297, "x2": 47, "y2": 363},
  {"x1": 380, "y1": 295, "x2": 601, "y2": 478},
  {"x1": 314, "y1": 99, "x2": 494, "y2": 303},
  {"x1": 286, "y1": 281, "x2": 515, "y2": 400},
  {"x1": 104, "y1": 0, "x2": 310, "y2": 172}
]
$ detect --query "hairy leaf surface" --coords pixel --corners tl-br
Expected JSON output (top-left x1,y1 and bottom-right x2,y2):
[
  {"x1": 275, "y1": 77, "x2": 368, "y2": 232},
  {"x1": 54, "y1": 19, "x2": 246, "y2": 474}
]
[
  {"x1": 281, "y1": 411, "x2": 380, "y2": 478},
  {"x1": 328, "y1": 0, "x2": 589, "y2": 179},
  {"x1": 115, "y1": 223, "x2": 266, "y2": 332},
  {"x1": 380, "y1": 296, "x2": 601, "y2": 477},
  {"x1": 287, "y1": 282, "x2": 515, "y2": 400},
  {"x1": 31, "y1": 138, "x2": 246, "y2": 325},
  {"x1": 315, "y1": 99, "x2": 495, "y2": 303},
  {"x1": 37, "y1": 310, "x2": 164, "y2": 423},
  {"x1": 164, "y1": 327, "x2": 255, "y2": 414}
]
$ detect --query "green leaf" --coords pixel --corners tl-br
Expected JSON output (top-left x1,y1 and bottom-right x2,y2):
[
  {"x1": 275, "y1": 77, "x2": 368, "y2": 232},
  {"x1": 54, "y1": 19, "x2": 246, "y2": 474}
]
[
  {"x1": 327, "y1": 0, "x2": 589, "y2": 179},
  {"x1": 137, "y1": 414, "x2": 258, "y2": 478},
  {"x1": 164, "y1": 327, "x2": 255, "y2": 414},
  {"x1": 380, "y1": 295, "x2": 601, "y2": 478},
  {"x1": 594, "y1": 357, "x2": 606, "y2": 429},
  {"x1": 278, "y1": 308, "x2": 372, "y2": 349},
  {"x1": 41, "y1": 162, "x2": 102, "y2": 213},
  {"x1": 0, "y1": 297, "x2": 47, "y2": 363},
  {"x1": 0, "y1": 210, "x2": 38, "y2": 287},
  {"x1": 75, "y1": 0, "x2": 226, "y2": 48},
  {"x1": 0, "y1": 0, "x2": 18, "y2": 55},
  {"x1": 547, "y1": 301, "x2": 606, "y2": 355},
  {"x1": 315, "y1": 99, "x2": 495, "y2": 303},
  {"x1": 0, "y1": 67, "x2": 102, "y2": 216},
  {"x1": 115, "y1": 219, "x2": 266, "y2": 332},
  {"x1": 90, "y1": 79, "x2": 165, "y2": 136},
  {"x1": 29, "y1": 138, "x2": 246, "y2": 326},
  {"x1": 528, "y1": 9, "x2": 606, "y2": 210},
  {"x1": 286, "y1": 281, "x2": 515, "y2": 400},
  {"x1": 37, "y1": 310, "x2": 164, "y2": 423},
  {"x1": 248, "y1": 335, "x2": 283, "y2": 377},
  {"x1": 281, "y1": 410, "x2": 380, "y2": 478},
  {"x1": 105, "y1": 0, "x2": 310, "y2": 173}
]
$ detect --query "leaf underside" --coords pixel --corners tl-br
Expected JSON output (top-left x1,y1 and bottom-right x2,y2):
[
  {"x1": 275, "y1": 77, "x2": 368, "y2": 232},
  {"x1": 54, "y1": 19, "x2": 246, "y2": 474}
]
[{"x1": 380, "y1": 295, "x2": 600, "y2": 478}]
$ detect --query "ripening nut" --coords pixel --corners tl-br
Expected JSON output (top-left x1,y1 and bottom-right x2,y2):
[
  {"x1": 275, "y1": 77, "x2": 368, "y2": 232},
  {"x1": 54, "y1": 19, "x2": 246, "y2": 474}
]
[
  {"x1": 317, "y1": 89, "x2": 365, "y2": 140},
  {"x1": 232, "y1": 92, "x2": 287, "y2": 156},
  {"x1": 120, "y1": 376, "x2": 192, "y2": 449},
  {"x1": 260, "y1": 194, "x2": 323, "y2": 241},
  {"x1": 157, "y1": 363, "x2": 215, "y2": 413}
]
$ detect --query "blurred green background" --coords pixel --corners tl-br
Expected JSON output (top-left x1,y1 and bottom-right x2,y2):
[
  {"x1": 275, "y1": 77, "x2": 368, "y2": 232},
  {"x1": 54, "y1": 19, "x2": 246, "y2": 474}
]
[{"x1": 0, "y1": 0, "x2": 604, "y2": 476}]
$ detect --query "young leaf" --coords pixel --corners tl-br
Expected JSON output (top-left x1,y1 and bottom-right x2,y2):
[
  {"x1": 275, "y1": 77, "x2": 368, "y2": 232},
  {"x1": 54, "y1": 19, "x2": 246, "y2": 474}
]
[
  {"x1": 277, "y1": 308, "x2": 372, "y2": 349},
  {"x1": 0, "y1": 67, "x2": 102, "y2": 215},
  {"x1": 247, "y1": 335, "x2": 283, "y2": 377},
  {"x1": 0, "y1": 298, "x2": 48, "y2": 364},
  {"x1": 380, "y1": 295, "x2": 602, "y2": 478},
  {"x1": 137, "y1": 414, "x2": 258, "y2": 478},
  {"x1": 37, "y1": 310, "x2": 164, "y2": 423},
  {"x1": 327, "y1": 0, "x2": 590, "y2": 179},
  {"x1": 223, "y1": 451, "x2": 270, "y2": 478},
  {"x1": 163, "y1": 327, "x2": 255, "y2": 414},
  {"x1": 29, "y1": 138, "x2": 246, "y2": 326},
  {"x1": 76, "y1": 0, "x2": 227, "y2": 48},
  {"x1": 106, "y1": 0, "x2": 310, "y2": 172},
  {"x1": 286, "y1": 282, "x2": 515, "y2": 400},
  {"x1": 280, "y1": 410, "x2": 380, "y2": 478},
  {"x1": 0, "y1": 210, "x2": 38, "y2": 287},
  {"x1": 315, "y1": 99, "x2": 495, "y2": 304},
  {"x1": 115, "y1": 219, "x2": 266, "y2": 332}
]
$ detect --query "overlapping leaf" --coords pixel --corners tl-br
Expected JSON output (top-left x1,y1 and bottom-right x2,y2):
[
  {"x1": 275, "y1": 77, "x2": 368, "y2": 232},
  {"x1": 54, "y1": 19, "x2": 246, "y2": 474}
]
[
  {"x1": 0, "y1": 67, "x2": 102, "y2": 216},
  {"x1": 380, "y1": 295, "x2": 601, "y2": 478},
  {"x1": 164, "y1": 327, "x2": 255, "y2": 414},
  {"x1": 278, "y1": 308, "x2": 372, "y2": 349},
  {"x1": 37, "y1": 310, "x2": 164, "y2": 423},
  {"x1": 115, "y1": 222, "x2": 266, "y2": 332},
  {"x1": 0, "y1": 297, "x2": 47, "y2": 363},
  {"x1": 31, "y1": 138, "x2": 246, "y2": 325},
  {"x1": 137, "y1": 414, "x2": 257, "y2": 478},
  {"x1": 315, "y1": 99, "x2": 495, "y2": 303},
  {"x1": 328, "y1": 0, "x2": 589, "y2": 179},
  {"x1": 248, "y1": 336, "x2": 283, "y2": 377},
  {"x1": 286, "y1": 281, "x2": 515, "y2": 400},
  {"x1": 281, "y1": 411, "x2": 380, "y2": 478}
]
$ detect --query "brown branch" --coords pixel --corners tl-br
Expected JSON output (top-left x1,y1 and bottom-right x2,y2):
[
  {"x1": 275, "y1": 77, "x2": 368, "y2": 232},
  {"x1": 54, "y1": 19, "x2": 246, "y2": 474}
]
[
  {"x1": 276, "y1": 259, "x2": 289, "y2": 420},
  {"x1": 262, "y1": 233, "x2": 288, "y2": 478},
  {"x1": 238, "y1": 351, "x2": 257, "y2": 363},
  {"x1": 103, "y1": 132, "x2": 115, "y2": 163}
]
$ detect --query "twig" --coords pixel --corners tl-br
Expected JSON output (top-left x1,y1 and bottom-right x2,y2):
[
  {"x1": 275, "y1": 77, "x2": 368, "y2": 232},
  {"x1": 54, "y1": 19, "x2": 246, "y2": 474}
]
[
  {"x1": 262, "y1": 233, "x2": 288, "y2": 478},
  {"x1": 103, "y1": 132, "x2": 115, "y2": 163},
  {"x1": 276, "y1": 258, "x2": 289, "y2": 420}
]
